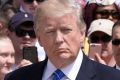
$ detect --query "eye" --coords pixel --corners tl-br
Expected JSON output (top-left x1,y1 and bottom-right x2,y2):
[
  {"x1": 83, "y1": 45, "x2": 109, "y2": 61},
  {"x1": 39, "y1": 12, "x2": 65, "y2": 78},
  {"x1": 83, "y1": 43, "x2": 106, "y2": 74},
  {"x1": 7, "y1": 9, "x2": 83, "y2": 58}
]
[
  {"x1": 46, "y1": 30, "x2": 55, "y2": 33},
  {"x1": 11, "y1": 53, "x2": 15, "y2": 58},
  {"x1": 61, "y1": 28, "x2": 72, "y2": 34},
  {"x1": 0, "y1": 53, "x2": 8, "y2": 58}
]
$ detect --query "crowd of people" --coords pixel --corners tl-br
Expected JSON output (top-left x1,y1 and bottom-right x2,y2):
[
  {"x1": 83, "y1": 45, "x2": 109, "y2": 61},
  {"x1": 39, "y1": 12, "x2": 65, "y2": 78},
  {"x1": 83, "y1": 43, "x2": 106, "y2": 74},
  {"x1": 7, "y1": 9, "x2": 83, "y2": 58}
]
[{"x1": 0, "y1": 0, "x2": 120, "y2": 80}]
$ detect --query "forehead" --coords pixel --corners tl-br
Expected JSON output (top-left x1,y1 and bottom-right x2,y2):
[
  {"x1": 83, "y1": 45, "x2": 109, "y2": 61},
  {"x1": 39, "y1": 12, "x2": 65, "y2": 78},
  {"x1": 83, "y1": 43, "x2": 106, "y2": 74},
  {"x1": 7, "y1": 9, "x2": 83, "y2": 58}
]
[
  {"x1": 40, "y1": 12, "x2": 77, "y2": 27},
  {"x1": 97, "y1": 4, "x2": 117, "y2": 11},
  {"x1": 0, "y1": 39, "x2": 14, "y2": 52},
  {"x1": 112, "y1": 26, "x2": 120, "y2": 38}
]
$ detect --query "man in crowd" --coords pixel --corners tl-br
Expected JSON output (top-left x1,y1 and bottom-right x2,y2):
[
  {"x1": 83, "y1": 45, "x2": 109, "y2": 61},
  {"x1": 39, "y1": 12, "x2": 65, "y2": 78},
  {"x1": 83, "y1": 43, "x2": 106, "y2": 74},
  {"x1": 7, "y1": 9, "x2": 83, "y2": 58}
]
[
  {"x1": 8, "y1": 12, "x2": 42, "y2": 68},
  {"x1": 112, "y1": 20, "x2": 120, "y2": 69},
  {"x1": 4, "y1": 0, "x2": 120, "y2": 80},
  {"x1": 0, "y1": 11, "x2": 15, "y2": 80},
  {"x1": 20, "y1": 0, "x2": 45, "y2": 15},
  {"x1": 0, "y1": 35, "x2": 15, "y2": 80},
  {"x1": 88, "y1": 19, "x2": 116, "y2": 67}
]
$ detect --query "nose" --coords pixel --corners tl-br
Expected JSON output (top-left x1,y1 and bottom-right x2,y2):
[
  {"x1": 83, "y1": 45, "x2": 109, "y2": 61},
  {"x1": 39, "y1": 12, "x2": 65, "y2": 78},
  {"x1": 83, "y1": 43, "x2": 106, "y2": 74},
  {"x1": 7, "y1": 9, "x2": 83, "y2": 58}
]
[
  {"x1": 24, "y1": 34, "x2": 31, "y2": 39},
  {"x1": 55, "y1": 31, "x2": 64, "y2": 44},
  {"x1": 108, "y1": 15, "x2": 114, "y2": 21}
]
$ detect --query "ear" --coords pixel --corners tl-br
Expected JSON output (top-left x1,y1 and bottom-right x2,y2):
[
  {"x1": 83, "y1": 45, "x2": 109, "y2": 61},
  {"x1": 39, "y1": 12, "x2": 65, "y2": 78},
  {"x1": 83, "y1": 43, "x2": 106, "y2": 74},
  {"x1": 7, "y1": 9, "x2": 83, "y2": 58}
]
[
  {"x1": 7, "y1": 30, "x2": 12, "y2": 36},
  {"x1": 80, "y1": 27, "x2": 86, "y2": 43},
  {"x1": 78, "y1": 27, "x2": 86, "y2": 50}
]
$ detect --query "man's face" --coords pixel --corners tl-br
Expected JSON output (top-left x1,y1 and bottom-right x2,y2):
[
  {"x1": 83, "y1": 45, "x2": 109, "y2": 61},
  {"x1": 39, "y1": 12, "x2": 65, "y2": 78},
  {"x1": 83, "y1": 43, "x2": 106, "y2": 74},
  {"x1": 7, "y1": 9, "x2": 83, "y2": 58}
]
[
  {"x1": 9, "y1": 25, "x2": 36, "y2": 50},
  {"x1": 37, "y1": 13, "x2": 84, "y2": 68},
  {"x1": 90, "y1": 31, "x2": 112, "y2": 59},
  {"x1": 21, "y1": 0, "x2": 44, "y2": 15},
  {"x1": 112, "y1": 26, "x2": 120, "y2": 66},
  {"x1": 0, "y1": 39, "x2": 15, "y2": 77}
]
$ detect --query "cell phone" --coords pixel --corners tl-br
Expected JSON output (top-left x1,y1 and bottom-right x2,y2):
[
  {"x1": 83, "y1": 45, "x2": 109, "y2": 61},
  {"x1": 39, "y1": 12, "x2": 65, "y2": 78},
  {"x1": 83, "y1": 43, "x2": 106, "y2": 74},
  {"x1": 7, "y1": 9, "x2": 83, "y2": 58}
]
[
  {"x1": 23, "y1": 46, "x2": 38, "y2": 63},
  {"x1": 88, "y1": 43, "x2": 102, "y2": 60}
]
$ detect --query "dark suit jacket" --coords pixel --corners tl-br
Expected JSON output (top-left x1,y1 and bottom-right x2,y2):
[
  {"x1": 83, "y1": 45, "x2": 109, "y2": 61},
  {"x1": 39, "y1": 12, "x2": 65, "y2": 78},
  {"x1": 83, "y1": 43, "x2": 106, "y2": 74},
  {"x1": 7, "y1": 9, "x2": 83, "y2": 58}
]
[{"x1": 4, "y1": 54, "x2": 120, "y2": 80}]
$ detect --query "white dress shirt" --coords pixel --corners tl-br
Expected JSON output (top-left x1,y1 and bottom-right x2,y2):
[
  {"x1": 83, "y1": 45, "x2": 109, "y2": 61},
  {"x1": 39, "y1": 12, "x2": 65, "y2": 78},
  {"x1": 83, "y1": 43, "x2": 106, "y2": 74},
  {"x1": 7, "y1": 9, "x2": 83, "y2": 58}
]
[
  {"x1": 42, "y1": 49, "x2": 83, "y2": 80},
  {"x1": 116, "y1": 65, "x2": 120, "y2": 70},
  {"x1": 35, "y1": 41, "x2": 46, "y2": 61}
]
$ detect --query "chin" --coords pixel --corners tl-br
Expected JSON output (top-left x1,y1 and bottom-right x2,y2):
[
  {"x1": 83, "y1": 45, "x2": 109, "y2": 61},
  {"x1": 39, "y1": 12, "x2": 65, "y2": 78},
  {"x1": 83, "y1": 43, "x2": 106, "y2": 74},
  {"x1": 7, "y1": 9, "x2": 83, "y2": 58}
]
[
  {"x1": 1, "y1": 68, "x2": 12, "y2": 74},
  {"x1": 59, "y1": 53, "x2": 72, "y2": 59}
]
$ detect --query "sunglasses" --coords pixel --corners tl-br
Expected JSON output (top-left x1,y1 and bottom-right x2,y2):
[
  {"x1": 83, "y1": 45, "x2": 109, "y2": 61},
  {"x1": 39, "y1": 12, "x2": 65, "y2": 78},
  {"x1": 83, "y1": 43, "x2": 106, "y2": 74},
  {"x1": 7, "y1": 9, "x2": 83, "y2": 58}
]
[
  {"x1": 112, "y1": 39, "x2": 120, "y2": 46},
  {"x1": 95, "y1": 10, "x2": 120, "y2": 19},
  {"x1": 15, "y1": 28, "x2": 36, "y2": 38},
  {"x1": 23, "y1": 0, "x2": 45, "y2": 4},
  {"x1": 90, "y1": 35, "x2": 112, "y2": 43}
]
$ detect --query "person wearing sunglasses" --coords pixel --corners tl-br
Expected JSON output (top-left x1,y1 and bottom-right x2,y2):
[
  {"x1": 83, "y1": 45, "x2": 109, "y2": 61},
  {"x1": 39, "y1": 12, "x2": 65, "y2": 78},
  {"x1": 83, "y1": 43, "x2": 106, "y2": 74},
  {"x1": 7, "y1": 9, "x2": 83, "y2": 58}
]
[
  {"x1": 4, "y1": 0, "x2": 120, "y2": 80},
  {"x1": 88, "y1": 19, "x2": 116, "y2": 67},
  {"x1": 84, "y1": 0, "x2": 120, "y2": 31},
  {"x1": 20, "y1": 0, "x2": 45, "y2": 15},
  {"x1": 83, "y1": 0, "x2": 120, "y2": 57},
  {"x1": 8, "y1": 12, "x2": 45, "y2": 69},
  {"x1": 93, "y1": 2, "x2": 120, "y2": 23},
  {"x1": 112, "y1": 20, "x2": 120, "y2": 70}
]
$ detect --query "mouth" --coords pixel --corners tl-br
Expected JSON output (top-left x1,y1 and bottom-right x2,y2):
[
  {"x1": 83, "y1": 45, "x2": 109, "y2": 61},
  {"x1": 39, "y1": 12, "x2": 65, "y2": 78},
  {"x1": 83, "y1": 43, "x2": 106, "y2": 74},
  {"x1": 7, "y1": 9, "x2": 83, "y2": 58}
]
[
  {"x1": 3, "y1": 66, "x2": 12, "y2": 71},
  {"x1": 55, "y1": 48, "x2": 69, "y2": 53},
  {"x1": 101, "y1": 48, "x2": 107, "y2": 52},
  {"x1": 21, "y1": 41, "x2": 32, "y2": 45},
  {"x1": 20, "y1": 42, "x2": 34, "y2": 47}
]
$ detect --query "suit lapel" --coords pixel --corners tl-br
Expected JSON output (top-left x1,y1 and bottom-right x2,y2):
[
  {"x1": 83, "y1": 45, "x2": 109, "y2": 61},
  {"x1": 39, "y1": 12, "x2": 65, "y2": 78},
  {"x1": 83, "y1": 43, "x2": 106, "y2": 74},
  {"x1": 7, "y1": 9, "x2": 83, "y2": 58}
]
[
  {"x1": 33, "y1": 57, "x2": 48, "y2": 80},
  {"x1": 76, "y1": 54, "x2": 97, "y2": 80},
  {"x1": 35, "y1": 54, "x2": 97, "y2": 80}
]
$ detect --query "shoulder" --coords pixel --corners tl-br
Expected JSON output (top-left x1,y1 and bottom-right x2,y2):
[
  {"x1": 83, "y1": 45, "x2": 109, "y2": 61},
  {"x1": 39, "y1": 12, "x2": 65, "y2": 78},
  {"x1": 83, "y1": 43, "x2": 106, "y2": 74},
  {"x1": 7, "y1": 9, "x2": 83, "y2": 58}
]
[
  {"x1": 82, "y1": 55, "x2": 120, "y2": 80},
  {"x1": 4, "y1": 59, "x2": 47, "y2": 80},
  {"x1": 90, "y1": 58, "x2": 120, "y2": 79}
]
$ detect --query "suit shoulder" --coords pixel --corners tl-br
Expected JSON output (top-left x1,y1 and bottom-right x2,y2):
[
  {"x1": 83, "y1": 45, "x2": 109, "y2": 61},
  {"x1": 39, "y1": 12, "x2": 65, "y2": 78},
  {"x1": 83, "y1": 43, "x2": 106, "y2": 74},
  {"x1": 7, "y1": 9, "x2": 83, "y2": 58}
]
[
  {"x1": 91, "y1": 59, "x2": 120, "y2": 79},
  {"x1": 4, "y1": 60, "x2": 47, "y2": 80}
]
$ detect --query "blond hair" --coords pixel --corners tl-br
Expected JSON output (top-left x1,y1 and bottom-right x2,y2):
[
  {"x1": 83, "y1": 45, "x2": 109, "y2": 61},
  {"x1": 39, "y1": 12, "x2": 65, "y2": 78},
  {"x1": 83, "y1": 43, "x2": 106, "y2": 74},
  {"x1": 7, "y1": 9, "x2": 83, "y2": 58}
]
[{"x1": 34, "y1": 0, "x2": 86, "y2": 32}]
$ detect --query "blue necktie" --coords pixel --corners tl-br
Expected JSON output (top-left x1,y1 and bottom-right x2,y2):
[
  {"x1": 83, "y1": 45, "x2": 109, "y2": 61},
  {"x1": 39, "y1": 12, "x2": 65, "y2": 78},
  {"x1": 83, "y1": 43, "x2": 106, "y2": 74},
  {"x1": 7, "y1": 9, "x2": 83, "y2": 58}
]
[{"x1": 53, "y1": 69, "x2": 65, "y2": 80}]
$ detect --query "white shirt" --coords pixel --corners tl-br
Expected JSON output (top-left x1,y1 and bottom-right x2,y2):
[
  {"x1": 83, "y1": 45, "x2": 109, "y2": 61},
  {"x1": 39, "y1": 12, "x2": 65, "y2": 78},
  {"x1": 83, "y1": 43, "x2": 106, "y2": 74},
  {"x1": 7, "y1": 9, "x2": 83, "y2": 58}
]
[
  {"x1": 35, "y1": 41, "x2": 46, "y2": 61},
  {"x1": 20, "y1": 5, "x2": 25, "y2": 12},
  {"x1": 116, "y1": 65, "x2": 120, "y2": 70},
  {"x1": 42, "y1": 49, "x2": 83, "y2": 80}
]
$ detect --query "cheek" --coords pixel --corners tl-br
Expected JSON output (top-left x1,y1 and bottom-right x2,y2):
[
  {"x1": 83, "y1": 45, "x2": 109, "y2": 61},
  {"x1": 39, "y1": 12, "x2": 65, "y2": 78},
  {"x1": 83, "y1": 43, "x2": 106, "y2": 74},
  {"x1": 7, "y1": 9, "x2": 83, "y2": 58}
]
[
  {"x1": 113, "y1": 46, "x2": 120, "y2": 56},
  {"x1": 114, "y1": 49, "x2": 120, "y2": 62},
  {"x1": 107, "y1": 43, "x2": 112, "y2": 51},
  {"x1": 39, "y1": 36, "x2": 54, "y2": 51},
  {"x1": 112, "y1": 19, "x2": 118, "y2": 23},
  {"x1": 0, "y1": 58, "x2": 5, "y2": 68},
  {"x1": 31, "y1": 39, "x2": 37, "y2": 43},
  {"x1": 67, "y1": 35, "x2": 81, "y2": 53},
  {"x1": 44, "y1": 40, "x2": 53, "y2": 49}
]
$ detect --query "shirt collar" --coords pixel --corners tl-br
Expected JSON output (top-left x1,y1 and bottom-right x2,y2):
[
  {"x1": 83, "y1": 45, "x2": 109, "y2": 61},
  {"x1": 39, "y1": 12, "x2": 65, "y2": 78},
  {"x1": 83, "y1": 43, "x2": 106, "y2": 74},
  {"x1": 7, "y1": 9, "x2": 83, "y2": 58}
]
[{"x1": 62, "y1": 49, "x2": 83, "y2": 80}]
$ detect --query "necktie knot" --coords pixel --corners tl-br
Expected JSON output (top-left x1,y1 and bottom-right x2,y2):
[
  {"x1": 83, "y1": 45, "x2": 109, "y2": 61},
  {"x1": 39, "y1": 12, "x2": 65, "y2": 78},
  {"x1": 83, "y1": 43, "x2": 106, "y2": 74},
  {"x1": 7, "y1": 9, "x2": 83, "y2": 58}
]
[{"x1": 53, "y1": 69, "x2": 65, "y2": 80}]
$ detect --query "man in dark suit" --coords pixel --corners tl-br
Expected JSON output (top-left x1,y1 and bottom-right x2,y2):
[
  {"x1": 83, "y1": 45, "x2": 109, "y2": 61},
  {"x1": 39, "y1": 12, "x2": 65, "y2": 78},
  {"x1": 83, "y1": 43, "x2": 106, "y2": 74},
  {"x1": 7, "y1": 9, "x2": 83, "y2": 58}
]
[{"x1": 4, "y1": 0, "x2": 120, "y2": 80}]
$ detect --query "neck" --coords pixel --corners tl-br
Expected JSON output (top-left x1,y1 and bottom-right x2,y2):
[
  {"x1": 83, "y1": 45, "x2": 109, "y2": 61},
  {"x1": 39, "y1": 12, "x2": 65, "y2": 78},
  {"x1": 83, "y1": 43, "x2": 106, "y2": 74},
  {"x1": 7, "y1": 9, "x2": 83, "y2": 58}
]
[
  {"x1": 15, "y1": 51, "x2": 23, "y2": 65},
  {"x1": 107, "y1": 56, "x2": 116, "y2": 67}
]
